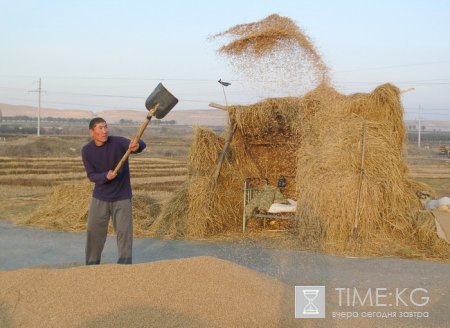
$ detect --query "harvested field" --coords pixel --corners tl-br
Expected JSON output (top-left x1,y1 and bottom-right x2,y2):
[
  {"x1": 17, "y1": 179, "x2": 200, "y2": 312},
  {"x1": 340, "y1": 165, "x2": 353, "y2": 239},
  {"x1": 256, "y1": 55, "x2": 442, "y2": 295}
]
[
  {"x1": 0, "y1": 156, "x2": 186, "y2": 188},
  {"x1": 0, "y1": 155, "x2": 188, "y2": 234}
]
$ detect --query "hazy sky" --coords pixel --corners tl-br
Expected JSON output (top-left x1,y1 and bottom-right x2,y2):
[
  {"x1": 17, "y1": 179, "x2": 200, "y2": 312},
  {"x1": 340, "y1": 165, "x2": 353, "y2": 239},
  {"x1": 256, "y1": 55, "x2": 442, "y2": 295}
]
[{"x1": 1, "y1": 0, "x2": 449, "y2": 120}]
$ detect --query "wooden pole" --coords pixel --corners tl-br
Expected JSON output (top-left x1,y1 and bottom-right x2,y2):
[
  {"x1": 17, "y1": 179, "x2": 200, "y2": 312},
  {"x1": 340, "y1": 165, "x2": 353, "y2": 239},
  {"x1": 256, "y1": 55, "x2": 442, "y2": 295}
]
[
  {"x1": 212, "y1": 118, "x2": 236, "y2": 183},
  {"x1": 112, "y1": 104, "x2": 158, "y2": 175},
  {"x1": 208, "y1": 102, "x2": 227, "y2": 111},
  {"x1": 352, "y1": 121, "x2": 366, "y2": 237}
]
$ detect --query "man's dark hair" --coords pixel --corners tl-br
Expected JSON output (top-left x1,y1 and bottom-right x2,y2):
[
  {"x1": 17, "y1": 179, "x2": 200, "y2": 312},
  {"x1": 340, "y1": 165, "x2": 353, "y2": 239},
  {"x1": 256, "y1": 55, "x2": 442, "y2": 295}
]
[{"x1": 89, "y1": 117, "x2": 106, "y2": 130}]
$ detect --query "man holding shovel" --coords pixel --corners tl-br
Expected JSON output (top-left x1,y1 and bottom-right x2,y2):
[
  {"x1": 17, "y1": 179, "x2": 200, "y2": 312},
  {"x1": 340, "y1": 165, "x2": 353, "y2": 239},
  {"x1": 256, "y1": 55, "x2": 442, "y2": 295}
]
[{"x1": 82, "y1": 117, "x2": 146, "y2": 265}]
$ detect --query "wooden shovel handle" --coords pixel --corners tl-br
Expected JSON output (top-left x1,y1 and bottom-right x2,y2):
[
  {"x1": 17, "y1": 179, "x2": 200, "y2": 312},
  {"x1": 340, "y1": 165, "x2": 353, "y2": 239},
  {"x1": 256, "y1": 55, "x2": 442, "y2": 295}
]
[{"x1": 112, "y1": 104, "x2": 159, "y2": 175}]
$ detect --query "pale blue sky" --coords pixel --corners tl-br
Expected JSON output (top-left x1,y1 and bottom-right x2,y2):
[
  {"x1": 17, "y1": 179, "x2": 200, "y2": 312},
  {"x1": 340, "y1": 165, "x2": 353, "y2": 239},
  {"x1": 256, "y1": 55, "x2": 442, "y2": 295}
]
[{"x1": 1, "y1": 0, "x2": 449, "y2": 120}]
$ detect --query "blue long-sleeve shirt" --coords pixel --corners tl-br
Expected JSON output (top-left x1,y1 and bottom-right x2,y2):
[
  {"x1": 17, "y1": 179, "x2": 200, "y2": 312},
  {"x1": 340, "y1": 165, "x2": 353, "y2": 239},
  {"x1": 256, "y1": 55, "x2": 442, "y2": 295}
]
[{"x1": 81, "y1": 136, "x2": 146, "y2": 201}]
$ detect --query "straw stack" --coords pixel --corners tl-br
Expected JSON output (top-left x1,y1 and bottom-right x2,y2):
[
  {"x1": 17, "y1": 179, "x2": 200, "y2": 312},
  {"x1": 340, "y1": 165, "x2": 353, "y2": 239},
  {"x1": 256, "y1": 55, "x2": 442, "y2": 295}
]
[
  {"x1": 151, "y1": 127, "x2": 258, "y2": 238},
  {"x1": 155, "y1": 81, "x2": 450, "y2": 259},
  {"x1": 295, "y1": 84, "x2": 448, "y2": 258}
]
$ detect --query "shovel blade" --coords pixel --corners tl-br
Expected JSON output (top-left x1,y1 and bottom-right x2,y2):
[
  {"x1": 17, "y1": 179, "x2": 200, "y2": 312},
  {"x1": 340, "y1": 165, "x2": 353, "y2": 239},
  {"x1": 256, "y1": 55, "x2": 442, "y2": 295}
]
[{"x1": 145, "y1": 83, "x2": 178, "y2": 119}]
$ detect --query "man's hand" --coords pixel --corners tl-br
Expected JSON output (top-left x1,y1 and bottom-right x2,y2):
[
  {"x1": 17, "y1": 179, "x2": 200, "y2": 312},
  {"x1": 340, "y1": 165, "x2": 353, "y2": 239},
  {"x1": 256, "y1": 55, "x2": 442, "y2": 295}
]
[
  {"x1": 129, "y1": 141, "x2": 140, "y2": 152},
  {"x1": 106, "y1": 170, "x2": 117, "y2": 181}
]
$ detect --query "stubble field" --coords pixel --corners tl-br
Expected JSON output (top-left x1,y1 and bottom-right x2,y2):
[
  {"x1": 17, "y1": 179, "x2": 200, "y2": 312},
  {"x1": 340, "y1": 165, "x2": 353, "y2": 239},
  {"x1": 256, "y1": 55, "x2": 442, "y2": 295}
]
[{"x1": 0, "y1": 127, "x2": 194, "y2": 228}]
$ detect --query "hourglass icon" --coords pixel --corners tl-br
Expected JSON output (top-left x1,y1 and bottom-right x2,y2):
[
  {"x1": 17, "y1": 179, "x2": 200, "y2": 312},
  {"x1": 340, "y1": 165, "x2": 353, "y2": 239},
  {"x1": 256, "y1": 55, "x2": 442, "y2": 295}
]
[{"x1": 302, "y1": 289, "x2": 319, "y2": 314}]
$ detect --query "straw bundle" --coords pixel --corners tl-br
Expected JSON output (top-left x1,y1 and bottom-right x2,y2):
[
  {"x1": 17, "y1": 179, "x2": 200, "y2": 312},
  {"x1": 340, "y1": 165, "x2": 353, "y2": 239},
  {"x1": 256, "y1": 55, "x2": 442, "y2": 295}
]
[
  {"x1": 153, "y1": 127, "x2": 262, "y2": 238},
  {"x1": 344, "y1": 83, "x2": 406, "y2": 151},
  {"x1": 26, "y1": 181, "x2": 92, "y2": 231},
  {"x1": 230, "y1": 97, "x2": 302, "y2": 139},
  {"x1": 151, "y1": 173, "x2": 244, "y2": 239},
  {"x1": 150, "y1": 181, "x2": 189, "y2": 238},
  {"x1": 294, "y1": 82, "x2": 345, "y2": 140},
  {"x1": 186, "y1": 174, "x2": 242, "y2": 236},
  {"x1": 188, "y1": 127, "x2": 225, "y2": 175}
]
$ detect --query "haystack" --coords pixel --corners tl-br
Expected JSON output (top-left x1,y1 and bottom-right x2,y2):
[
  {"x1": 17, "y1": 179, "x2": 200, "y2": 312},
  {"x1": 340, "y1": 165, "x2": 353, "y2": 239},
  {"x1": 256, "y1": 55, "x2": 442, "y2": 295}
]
[
  {"x1": 295, "y1": 83, "x2": 449, "y2": 258},
  {"x1": 26, "y1": 181, "x2": 157, "y2": 237},
  {"x1": 153, "y1": 81, "x2": 450, "y2": 259},
  {"x1": 150, "y1": 126, "x2": 261, "y2": 238}
]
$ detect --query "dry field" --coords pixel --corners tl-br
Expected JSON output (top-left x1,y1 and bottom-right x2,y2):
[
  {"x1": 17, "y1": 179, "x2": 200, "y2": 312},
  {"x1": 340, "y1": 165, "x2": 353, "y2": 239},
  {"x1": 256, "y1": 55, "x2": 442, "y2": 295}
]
[
  {"x1": 0, "y1": 132, "x2": 192, "y2": 227},
  {"x1": 405, "y1": 144, "x2": 450, "y2": 196},
  {"x1": 0, "y1": 155, "x2": 188, "y2": 224}
]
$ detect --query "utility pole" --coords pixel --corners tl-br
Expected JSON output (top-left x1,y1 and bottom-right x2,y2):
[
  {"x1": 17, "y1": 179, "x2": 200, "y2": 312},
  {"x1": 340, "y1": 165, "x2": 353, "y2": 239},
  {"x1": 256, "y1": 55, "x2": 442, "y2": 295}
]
[
  {"x1": 37, "y1": 78, "x2": 41, "y2": 137},
  {"x1": 29, "y1": 78, "x2": 42, "y2": 136},
  {"x1": 418, "y1": 105, "x2": 422, "y2": 148}
]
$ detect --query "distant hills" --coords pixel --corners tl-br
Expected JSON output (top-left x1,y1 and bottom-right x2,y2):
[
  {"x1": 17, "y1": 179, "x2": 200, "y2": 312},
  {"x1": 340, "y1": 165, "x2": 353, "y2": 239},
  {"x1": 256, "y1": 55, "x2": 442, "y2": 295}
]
[
  {"x1": 0, "y1": 103, "x2": 227, "y2": 127},
  {"x1": 1, "y1": 102, "x2": 450, "y2": 131}
]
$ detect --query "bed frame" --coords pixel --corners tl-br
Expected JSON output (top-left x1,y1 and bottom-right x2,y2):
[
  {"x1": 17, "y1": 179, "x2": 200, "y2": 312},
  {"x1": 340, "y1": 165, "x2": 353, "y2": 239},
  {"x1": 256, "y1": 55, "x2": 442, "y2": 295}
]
[{"x1": 242, "y1": 177, "x2": 295, "y2": 232}]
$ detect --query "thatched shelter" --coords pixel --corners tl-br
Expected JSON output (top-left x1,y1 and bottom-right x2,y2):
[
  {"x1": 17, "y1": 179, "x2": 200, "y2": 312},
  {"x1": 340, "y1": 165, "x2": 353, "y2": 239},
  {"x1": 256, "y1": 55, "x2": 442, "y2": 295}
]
[{"x1": 152, "y1": 82, "x2": 450, "y2": 259}]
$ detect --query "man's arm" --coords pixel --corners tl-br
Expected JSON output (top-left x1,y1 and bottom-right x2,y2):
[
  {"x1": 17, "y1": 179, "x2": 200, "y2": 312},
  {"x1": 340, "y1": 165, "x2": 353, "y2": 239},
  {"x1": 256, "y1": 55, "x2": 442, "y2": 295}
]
[{"x1": 81, "y1": 148, "x2": 111, "y2": 184}]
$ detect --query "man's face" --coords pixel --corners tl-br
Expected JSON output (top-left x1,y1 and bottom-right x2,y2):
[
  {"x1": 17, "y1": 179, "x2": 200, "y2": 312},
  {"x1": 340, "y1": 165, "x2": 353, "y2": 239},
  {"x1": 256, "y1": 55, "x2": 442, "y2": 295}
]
[{"x1": 90, "y1": 122, "x2": 108, "y2": 145}]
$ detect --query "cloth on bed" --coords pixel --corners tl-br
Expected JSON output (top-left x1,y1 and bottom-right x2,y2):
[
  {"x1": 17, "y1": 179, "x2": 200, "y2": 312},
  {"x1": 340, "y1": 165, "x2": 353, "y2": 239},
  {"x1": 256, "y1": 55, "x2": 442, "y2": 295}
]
[
  {"x1": 245, "y1": 185, "x2": 289, "y2": 217},
  {"x1": 267, "y1": 199, "x2": 297, "y2": 213}
]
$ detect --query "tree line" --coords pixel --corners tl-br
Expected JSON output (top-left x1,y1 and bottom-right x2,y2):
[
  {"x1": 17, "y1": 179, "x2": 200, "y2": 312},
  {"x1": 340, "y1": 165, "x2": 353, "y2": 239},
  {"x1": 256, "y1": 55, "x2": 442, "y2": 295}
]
[{"x1": 1, "y1": 116, "x2": 176, "y2": 125}]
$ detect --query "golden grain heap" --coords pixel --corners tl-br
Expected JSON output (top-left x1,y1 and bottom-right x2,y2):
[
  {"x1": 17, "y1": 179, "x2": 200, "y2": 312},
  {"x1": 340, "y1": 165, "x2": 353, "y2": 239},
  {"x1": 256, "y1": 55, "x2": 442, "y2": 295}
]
[{"x1": 153, "y1": 14, "x2": 450, "y2": 259}]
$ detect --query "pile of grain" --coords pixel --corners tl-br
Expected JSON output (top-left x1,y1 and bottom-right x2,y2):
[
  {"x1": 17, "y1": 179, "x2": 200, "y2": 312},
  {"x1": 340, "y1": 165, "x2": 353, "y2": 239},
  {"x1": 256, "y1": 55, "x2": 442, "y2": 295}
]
[{"x1": 0, "y1": 256, "x2": 296, "y2": 328}]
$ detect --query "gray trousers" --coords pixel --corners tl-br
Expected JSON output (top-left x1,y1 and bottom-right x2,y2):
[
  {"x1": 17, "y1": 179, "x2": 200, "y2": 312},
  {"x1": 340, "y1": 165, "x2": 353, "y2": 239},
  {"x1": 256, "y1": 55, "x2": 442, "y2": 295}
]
[{"x1": 86, "y1": 197, "x2": 133, "y2": 265}]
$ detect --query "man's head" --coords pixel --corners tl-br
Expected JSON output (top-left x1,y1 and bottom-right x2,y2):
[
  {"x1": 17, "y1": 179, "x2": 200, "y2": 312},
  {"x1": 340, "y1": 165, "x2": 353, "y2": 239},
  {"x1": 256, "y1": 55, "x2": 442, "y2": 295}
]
[{"x1": 89, "y1": 117, "x2": 108, "y2": 146}]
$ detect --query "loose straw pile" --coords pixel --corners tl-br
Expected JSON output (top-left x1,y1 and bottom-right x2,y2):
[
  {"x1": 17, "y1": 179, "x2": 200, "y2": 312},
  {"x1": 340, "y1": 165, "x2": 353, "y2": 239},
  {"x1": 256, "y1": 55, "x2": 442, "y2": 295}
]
[{"x1": 26, "y1": 182, "x2": 157, "y2": 237}]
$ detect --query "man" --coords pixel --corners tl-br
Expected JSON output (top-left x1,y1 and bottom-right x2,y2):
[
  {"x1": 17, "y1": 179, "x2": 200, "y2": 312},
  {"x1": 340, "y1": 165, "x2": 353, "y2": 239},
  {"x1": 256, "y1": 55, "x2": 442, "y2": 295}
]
[{"x1": 82, "y1": 117, "x2": 146, "y2": 265}]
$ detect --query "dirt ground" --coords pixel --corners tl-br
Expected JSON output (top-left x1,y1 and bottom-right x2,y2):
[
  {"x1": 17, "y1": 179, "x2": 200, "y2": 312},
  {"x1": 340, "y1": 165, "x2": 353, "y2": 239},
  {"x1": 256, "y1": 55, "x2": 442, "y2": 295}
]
[{"x1": 1, "y1": 221, "x2": 449, "y2": 327}]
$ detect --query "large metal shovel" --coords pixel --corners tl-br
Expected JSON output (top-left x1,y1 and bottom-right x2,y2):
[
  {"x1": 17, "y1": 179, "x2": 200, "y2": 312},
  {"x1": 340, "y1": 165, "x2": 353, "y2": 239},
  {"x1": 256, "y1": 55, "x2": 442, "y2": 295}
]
[{"x1": 112, "y1": 83, "x2": 178, "y2": 175}]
